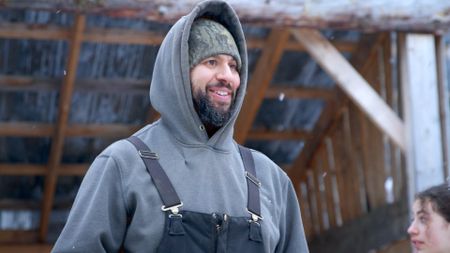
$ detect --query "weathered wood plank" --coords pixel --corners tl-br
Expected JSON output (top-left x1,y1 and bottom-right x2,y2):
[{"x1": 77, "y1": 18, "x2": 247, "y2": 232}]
[
  {"x1": 247, "y1": 129, "x2": 309, "y2": 140},
  {"x1": 0, "y1": 123, "x2": 141, "y2": 137},
  {"x1": 265, "y1": 86, "x2": 335, "y2": 100},
  {"x1": 0, "y1": 244, "x2": 52, "y2": 253},
  {"x1": 347, "y1": 103, "x2": 369, "y2": 214},
  {"x1": 330, "y1": 123, "x2": 350, "y2": 222},
  {"x1": 309, "y1": 201, "x2": 409, "y2": 253},
  {"x1": 0, "y1": 230, "x2": 40, "y2": 244},
  {"x1": 325, "y1": 137, "x2": 343, "y2": 226},
  {"x1": 436, "y1": 36, "x2": 450, "y2": 179},
  {"x1": 306, "y1": 169, "x2": 321, "y2": 236},
  {"x1": 0, "y1": 22, "x2": 356, "y2": 52},
  {"x1": 399, "y1": 33, "x2": 445, "y2": 198},
  {"x1": 288, "y1": 33, "x2": 385, "y2": 186},
  {"x1": 39, "y1": 14, "x2": 86, "y2": 242},
  {"x1": 0, "y1": 164, "x2": 89, "y2": 176},
  {"x1": 311, "y1": 160, "x2": 325, "y2": 232},
  {"x1": 297, "y1": 181, "x2": 314, "y2": 240},
  {"x1": 2, "y1": 0, "x2": 449, "y2": 32},
  {"x1": 288, "y1": 99, "x2": 338, "y2": 183},
  {"x1": 0, "y1": 122, "x2": 53, "y2": 137},
  {"x1": 363, "y1": 61, "x2": 388, "y2": 209},
  {"x1": 234, "y1": 28, "x2": 290, "y2": 143},
  {"x1": 318, "y1": 143, "x2": 337, "y2": 228},
  {"x1": 0, "y1": 122, "x2": 312, "y2": 141},
  {"x1": 291, "y1": 28, "x2": 405, "y2": 151},
  {"x1": 342, "y1": 107, "x2": 363, "y2": 218}
]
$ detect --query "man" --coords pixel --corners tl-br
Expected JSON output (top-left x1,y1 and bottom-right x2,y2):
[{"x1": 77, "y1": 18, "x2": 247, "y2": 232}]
[{"x1": 53, "y1": 0, "x2": 309, "y2": 252}]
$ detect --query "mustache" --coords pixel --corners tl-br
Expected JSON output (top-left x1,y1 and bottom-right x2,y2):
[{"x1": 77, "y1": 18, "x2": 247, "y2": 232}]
[{"x1": 206, "y1": 81, "x2": 232, "y2": 90}]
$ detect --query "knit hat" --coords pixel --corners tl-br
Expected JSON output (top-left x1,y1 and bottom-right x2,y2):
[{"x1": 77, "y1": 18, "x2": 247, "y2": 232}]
[{"x1": 189, "y1": 18, "x2": 241, "y2": 70}]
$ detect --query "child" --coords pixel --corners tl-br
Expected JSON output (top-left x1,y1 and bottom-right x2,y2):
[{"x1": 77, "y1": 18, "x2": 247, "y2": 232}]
[{"x1": 407, "y1": 183, "x2": 450, "y2": 253}]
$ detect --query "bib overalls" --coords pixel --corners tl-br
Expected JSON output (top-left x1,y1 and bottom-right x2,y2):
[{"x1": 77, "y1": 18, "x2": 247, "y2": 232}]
[{"x1": 127, "y1": 136, "x2": 265, "y2": 253}]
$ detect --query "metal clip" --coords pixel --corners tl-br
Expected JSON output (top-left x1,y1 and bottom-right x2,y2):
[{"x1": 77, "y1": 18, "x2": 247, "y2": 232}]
[
  {"x1": 246, "y1": 208, "x2": 263, "y2": 223},
  {"x1": 138, "y1": 150, "x2": 159, "y2": 159},
  {"x1": 161, "y1": 202, "x2": 183, "y2": 215},
  {"x1": 245, "y1": 171, "x2": 261, "y2": 187}
]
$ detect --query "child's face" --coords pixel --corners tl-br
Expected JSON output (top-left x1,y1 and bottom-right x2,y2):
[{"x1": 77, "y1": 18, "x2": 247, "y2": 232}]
[{"x1": 407, "y1": 200, "x2": 450, "y2": 253}]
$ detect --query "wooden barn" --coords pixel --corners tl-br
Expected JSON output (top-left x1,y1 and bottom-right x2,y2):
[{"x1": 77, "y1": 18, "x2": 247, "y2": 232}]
[{"x1": 0, "y1": 0, "x2": 449, "y2": 252}]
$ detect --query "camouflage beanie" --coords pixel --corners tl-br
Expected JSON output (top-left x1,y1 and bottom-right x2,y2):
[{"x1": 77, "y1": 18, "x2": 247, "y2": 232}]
[{"x1": 189, "y1": 18, "x2": 241, "y2": 70}]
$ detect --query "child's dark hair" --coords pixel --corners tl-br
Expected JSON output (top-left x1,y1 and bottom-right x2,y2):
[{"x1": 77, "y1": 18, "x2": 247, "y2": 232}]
[{"x1": 416, "y1": 183, "x2": 450, "y2": 222}]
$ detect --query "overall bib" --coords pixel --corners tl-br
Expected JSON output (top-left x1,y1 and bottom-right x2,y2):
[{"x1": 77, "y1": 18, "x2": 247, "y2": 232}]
[{"x1": 127, "y1": 136, "x2": 265, "y2": 253}]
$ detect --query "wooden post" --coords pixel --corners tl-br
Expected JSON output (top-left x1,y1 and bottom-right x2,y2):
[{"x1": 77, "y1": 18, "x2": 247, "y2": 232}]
[
  {"x1": 435, "y1": 36, "x2": 450, "y2": 180},
  {"x1": 398, "y1": 33, "x2": 445, "y2": 204}
]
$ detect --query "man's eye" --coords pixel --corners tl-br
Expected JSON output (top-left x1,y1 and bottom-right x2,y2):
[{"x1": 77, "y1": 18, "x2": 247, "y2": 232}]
[{"x1": 206, "y1": 59, "x2": 217, "y2": 66}]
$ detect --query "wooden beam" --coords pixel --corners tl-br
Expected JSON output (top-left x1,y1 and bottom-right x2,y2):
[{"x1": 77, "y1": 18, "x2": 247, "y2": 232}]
[
  {"x1": 399, "y1": 33, "x2": 445, "y2": 198},
  {"x1": 0, "y1": 122, "x2": 53, "y2": 137},
  {"x1": 0, "y1": 230, "x2": 39, "y2": 244},
  {"x1": 0, "y1": 121, "x2": 312, "y2": 141},
  {"x1": 65, "y1": 124, "x2": 141, "y2": 137},
  {"x1": 282, "y1": 40, "x2": 356, "y2": 53},
  {"x1": 265, "y1": 86, "x2": 335, "y2": 100},
  {"x1": 309, "y1": 201, "x2": 409, "y2": 253},
  {"x1": 83, "y1": 27, "x2": 164, "y2": 45},
  {"x1": 0, "y1": 123, "x2": 143, "y2": 137},
  {"x1": 291, "y1": 29, "x2": 406, "y2": 151},
  {"x1": 0, "y1": 164, "x2": 47, "y2": 175},
  {"x1": 0, "y1": 75, "x2": 149, "y2": 93},
  {"x1": 0, "y1": 76, "x2": 334, "y2": 100},
  {"x1": 39, "y1": 14, "x2": 85, "y2": 242},
  {"x1": 2, "y1": 0, "x2": 449, "y2": 32},
  {"x1": 0, "y1": 23, "x2": 69, "y2": 40},
  {"x1": 0, "y1": 244, "x2": 52, "y2": 253},
  {"x1": 289, "y1": 99, "x2": 339, "y2": 182},
  {"x1": 0, "y1": 164, "x2": 89, "y2": 176},
  {"x1": 234, "y1": 28, "x2": 290, "y2": 143},
  {"x1": 435, "y1": 36, "x2": 450, "y2": 179},
  {"x1": 0, "y1": 22, "x2": 356, "y2": 52},
  {"x1": 247, "y1": 129, "x2": 310, "y2": 140},
  {"x1": 288, "y1": 33, "x2": 384, "y2": 183}
]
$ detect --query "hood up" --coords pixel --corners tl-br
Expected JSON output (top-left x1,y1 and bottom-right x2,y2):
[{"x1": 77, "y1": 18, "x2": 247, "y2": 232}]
[{"x1": 149, "y1": 0, "x2": 248, "y2": 151}]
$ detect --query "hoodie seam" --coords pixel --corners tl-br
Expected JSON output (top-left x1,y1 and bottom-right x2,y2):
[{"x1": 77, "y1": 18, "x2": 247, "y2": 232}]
[{"x1": 98, "y1": 154, "x2": 130, "y2": 216}]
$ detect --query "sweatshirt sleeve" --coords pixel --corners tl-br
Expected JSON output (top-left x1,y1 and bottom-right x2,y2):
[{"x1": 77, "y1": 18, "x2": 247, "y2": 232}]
[
  {"x1": 52, "y1": 154, "x2": 128, "y2": 253},
  {"x1": 276, "y1": 178, "x2": 310, "y2": 253}
]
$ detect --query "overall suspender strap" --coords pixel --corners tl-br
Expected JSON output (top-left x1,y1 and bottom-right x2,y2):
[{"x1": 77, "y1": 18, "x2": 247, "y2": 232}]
[
  {"x1": 126, "y1": 136, "x2": 182, "y2": 213},
  {"x1": 238, "y1": 145, "x2": 263, "y2": 221}
]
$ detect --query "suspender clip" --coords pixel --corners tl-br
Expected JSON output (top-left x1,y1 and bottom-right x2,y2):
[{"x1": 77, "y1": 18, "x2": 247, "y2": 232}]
[
  {"x1": 245, "y1": 171, "x2": 261, "y2": 187},
  {"x1": 247, "y1": 208, "x2": 263, "y2": 222},
  {"x1": 138, "y1": 150, "x2": 159, "y2": 159},
  {"x1": 161, "y1": 202, "x2": 183, "y2": 215}
]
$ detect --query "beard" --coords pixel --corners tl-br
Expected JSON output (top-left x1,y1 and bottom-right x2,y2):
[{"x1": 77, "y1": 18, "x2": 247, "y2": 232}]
[{"x1": 193, "y1": 83, "x2": 235, "y2": 128}]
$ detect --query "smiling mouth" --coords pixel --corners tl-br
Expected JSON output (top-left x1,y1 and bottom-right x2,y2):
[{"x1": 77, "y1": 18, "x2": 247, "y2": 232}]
[{"x1": 214, "y1": 90, "x2": 229, "y2": 96}]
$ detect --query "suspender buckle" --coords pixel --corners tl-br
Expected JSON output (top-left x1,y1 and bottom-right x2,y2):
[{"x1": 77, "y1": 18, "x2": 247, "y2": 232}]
[
  {"x1": 161, "y1": 202, "x2": 183, "y2": 215},
  {"x1": 138, "y1": 150, "x2": 159, "y2": 159},
  {"x1": 245, "y1": 171, "x2": 261, "y2": 187},
  {"x1": 247, "y1": 208, "x2": 263, "y2": 222}
]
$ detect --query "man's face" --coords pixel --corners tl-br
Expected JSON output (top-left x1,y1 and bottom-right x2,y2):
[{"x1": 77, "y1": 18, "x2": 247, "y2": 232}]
[{"x1": 190, "y1": 54, "x2": 240, "y2": 127}]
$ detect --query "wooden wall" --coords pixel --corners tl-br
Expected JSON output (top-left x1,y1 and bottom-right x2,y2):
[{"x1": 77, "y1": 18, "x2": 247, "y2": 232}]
[{"x1": 296, "y1": 34, "x2": 411, "y2": 253}]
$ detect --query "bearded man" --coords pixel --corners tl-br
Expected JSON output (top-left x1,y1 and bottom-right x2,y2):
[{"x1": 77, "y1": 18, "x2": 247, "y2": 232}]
[{"x1": 53, "y1": 1, "x2": 309, "y2": 252}]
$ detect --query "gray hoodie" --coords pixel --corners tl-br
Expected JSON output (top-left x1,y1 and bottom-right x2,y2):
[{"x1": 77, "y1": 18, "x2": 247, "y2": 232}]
[{"x1": 52, "y1": 1, "x2": 309, "y2": 252}]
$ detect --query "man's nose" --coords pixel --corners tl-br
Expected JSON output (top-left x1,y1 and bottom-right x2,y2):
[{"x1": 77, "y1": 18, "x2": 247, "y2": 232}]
[{"x1": 216, "y1": 65, "x2": 234, "y2": 84}]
